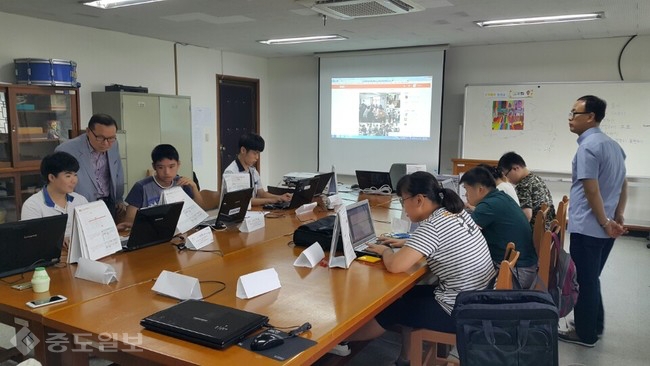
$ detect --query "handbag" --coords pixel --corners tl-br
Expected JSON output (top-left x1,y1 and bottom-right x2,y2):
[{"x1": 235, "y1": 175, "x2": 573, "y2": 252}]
[{"x1": 293, "y1": 215, "x2": 343, "y2": 251}]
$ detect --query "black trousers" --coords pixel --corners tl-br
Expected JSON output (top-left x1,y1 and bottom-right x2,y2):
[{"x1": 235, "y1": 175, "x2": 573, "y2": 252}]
[{"x1": 569, "y1": 232, "x2": 614, "y2": 343}]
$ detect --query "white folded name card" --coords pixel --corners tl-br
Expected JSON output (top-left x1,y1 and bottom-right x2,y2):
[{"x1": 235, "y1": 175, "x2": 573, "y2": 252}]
[
  {"x1": 152, "y1": 270, "x2": 202, "y2": 300},
  {"x1": 326, "y1": 194, "x2": 343, "y2": 210},
  {"x1": 75, "y1": 257, "x2": 118, "y2": 285},
  {"x1": 296, "y1": 202, "x2": 317, "y2": 216},
  {"x1": 185, "y1": 226, "x2": 214, "y2": 250},
  {"x1": 240, "y1": 211, "x2": 265, "y2": 233},
  {"x1": 236, "y1": 268, "x2": 281, "y2": 299},
  {"x1": 293, "y1": 242, "x2": 325, "y2": 268}
]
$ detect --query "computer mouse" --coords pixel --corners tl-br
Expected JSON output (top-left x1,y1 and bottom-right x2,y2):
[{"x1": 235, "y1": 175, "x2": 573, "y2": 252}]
[
  {"x1": 351, "y1": 184, "x2": 360, "y2": 189},
  {"x1": 211, "y1": 221, "x2": 226, "y2": 230},
  {"x1": 250, "y1": 331, "x2": 285, "y2": 351}
]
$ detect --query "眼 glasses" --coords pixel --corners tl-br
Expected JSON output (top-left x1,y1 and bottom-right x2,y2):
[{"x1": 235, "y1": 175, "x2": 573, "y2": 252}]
[
  {"x1": 568, "y1": 111, "x2": 591, "y2": 120},
  {"x1": 88, "y1": 128, "x2": 117, "y2": 143}
]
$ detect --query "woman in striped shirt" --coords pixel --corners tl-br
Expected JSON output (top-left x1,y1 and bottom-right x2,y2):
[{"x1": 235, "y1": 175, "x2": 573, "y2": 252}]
[{"x1": 344, "y1": 171, "x2": 495, "y2": 363}]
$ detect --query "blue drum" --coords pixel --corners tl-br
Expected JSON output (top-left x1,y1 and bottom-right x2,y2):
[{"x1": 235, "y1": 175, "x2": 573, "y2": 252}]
[{"x1": 14, "y1": 58, "x2": 78, "y2": 87}]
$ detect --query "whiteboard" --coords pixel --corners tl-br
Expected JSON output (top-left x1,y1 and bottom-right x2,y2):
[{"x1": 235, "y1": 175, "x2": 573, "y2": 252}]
[{"x1": 462, "y1": 82, "x2": 650, "y2": 177}]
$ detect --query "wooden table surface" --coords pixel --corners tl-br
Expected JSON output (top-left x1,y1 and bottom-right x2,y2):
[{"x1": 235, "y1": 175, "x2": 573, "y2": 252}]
[
  {"x1": 43, "y1": 235, "x2": 425, "y2": 365},
  {"x1": 1, "y1": 195, "x2": 419, "y2": 365}
]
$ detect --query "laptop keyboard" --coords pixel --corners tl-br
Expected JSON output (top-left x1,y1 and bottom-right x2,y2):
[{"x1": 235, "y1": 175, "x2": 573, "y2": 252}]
[{"x1": 354, "y1": 238, "x2": 379, "y2": 253}]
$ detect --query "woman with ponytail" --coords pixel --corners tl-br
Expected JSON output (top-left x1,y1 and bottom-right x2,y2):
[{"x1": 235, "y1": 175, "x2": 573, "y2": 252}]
[
  {"x1": 343, "y1": 171, "x2": 494, "y2": 365},
  {"x1": 478, "y1": 163, "x2": 520, "y2": 205}
]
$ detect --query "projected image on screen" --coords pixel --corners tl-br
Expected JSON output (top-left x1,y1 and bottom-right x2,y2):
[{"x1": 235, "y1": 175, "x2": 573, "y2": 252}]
[
  {"x1": 332, "y1": 76, "x2": 432, "y2": 140},
  {"x1": 358, "y1": 93, "x2": 401, "y2": 136}
]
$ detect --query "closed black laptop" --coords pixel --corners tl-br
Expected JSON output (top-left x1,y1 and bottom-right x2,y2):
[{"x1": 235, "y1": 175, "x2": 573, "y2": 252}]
[
  {"x1": 122, "y1": 202, "x2": 184, "y2": 251},
  {"x1": 140, "y1": 299, "x2": 268, "y2": 349},
  {"x1": 355, "y1": 170, "x2": 393, "y2": 190},
  {"x1": 264, "y1": 177, "x2": 320, "y2": 210},
  {"x1": 0, "y1": 215, "x2": 67, "y2": 278}
]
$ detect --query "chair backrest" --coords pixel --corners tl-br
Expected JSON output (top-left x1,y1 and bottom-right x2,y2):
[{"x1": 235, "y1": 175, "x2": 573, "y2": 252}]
[
  {"x1": 496, "y1": 242, "x2": 520, "y2": 290},
  {"x1": 537, "y1": 230, "x2": 557, "y2": 290},
  {"x1": 554, "y1": 195, "x2": 569, "y2": 248},
  {"x1": 532, "y1": 202, "x2": 549, "y2": 256},
  {"x1": 199, "y1": 189, "x2": 221, "y2": 210},
  {"x1": 389, "y1": 163, "x2": 408, "y2": 191}
]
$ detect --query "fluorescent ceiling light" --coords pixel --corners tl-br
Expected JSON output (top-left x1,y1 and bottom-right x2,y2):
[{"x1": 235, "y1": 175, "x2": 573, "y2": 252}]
[
  {"x1": 258, "y1": 35, "x2": 347, "y2": 45},
  {"x1": 82, "y1": 0, "x2": 165, "y2": 9},
  {"x1": 475, "y1": 12, "x2": 604, "y2": 28}
]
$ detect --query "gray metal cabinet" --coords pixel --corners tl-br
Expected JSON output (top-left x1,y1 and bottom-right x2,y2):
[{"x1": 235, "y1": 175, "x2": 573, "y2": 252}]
[{"x1": 91, "y1": 92, "x2": 192, "y2": 194}]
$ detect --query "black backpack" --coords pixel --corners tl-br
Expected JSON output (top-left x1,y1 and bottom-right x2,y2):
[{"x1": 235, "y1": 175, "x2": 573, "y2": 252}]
[{"x1": 292, "y1": 215, "x2": 343, "y2": 251}]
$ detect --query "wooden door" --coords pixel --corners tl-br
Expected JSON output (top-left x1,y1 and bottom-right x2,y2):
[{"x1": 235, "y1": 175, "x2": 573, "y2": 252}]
[{"x1": 217, "y1": 76, "x2": 259, "y2": 186}]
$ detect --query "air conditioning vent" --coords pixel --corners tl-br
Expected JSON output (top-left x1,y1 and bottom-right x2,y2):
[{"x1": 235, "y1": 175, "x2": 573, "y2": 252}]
[{"x1": 298, "y1": 0, "x2": 424, "y2": 20}]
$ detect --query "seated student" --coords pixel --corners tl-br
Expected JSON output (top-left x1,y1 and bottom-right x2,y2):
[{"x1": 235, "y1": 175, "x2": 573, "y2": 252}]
[
  {"x1": 124, "y1": 144, "x2": 205, "y2": 224},
  {"x1": 460, "y1": 166, "x2": 538, "y2": 289},
  {"x1": 21, "y1": 152, "x2": 89, "y2": 244},
  {"x1": 342, "y1": 171, "x2": 495, "y2": 365},
  {"x1": 224, "y1": 132, "x2": 291, "y2": 206},
  {"x1": 478, "y1": 163, "x2": 520, "y2": 205},
  {"x1": 498, "y1": 151, "x2": 556, "y2": 228}
]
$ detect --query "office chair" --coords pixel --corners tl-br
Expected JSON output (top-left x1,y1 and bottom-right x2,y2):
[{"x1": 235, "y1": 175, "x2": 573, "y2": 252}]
[
  {"x1": 199, "y1": 189, "x2": 221, "y2": 210},
  {"x1": 389, "y1": 163, "x2": 408, "y2": 191}
]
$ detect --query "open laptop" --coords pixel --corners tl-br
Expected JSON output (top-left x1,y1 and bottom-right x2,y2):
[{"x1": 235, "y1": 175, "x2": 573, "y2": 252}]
[
  {"x1": 263, "y1": 177, "x2": 320, "y2": 210},
  {"x1": 345, "y1": 200, "x2": 382, "y2": 257},
  {"x1": 140, "y1": 299, "x2": 268, "y2": 350},
  {"x1": 122, "y1": 202, "x2": 184, "y2": 251},
  {"x1": 199, "y1": 188, "x2": 254, "y2": 228},
  {"x1": 312, "y1": 172, "x2": 334, "y2": 197},
  {"x1": 0, "y1": 215, "x2": 67, "y2": 278},
  {"x1": 355, "y1": 170, "x2": 393, "y2": 194}
]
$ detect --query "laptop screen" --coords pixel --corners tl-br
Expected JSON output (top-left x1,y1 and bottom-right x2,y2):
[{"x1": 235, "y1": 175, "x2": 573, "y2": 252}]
[
  {"x1": 355, "y1": 170, "x2": 392, "y2": 190},
  {"x1": 0, "y1": 215, "x2": 67, "y2": 278},
  {"x1": 346, "y1": 201, "x2": 376, "y2": 245},
  {"x1": 312, "y1": 172, "x2": 334, "y2": 196},
  {"x1": 125, "y1": 202, "x2": 184, "y2": 251},
  {"x1": 217, "y1": 187, "x2": 254, "y2": 223},
  {"x1": 288, "y1": 177, "x2": 320, "y2": 208}
]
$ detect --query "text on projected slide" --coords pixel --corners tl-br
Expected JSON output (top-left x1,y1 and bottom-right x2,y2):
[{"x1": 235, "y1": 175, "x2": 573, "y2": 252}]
[{"x1": 331, "y1": 76, "x2": 433, "y2": 140}]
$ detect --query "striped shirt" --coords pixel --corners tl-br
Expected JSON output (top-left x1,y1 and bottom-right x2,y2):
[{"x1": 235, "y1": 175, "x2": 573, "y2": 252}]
[{"x1": 406, "y1": 208, "x2": 495, "y2": 314}]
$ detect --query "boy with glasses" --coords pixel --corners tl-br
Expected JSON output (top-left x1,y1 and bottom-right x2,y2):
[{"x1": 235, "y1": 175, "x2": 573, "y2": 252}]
[{"x1": 498, "y1": 151, "x2": 556, "y2": 228}]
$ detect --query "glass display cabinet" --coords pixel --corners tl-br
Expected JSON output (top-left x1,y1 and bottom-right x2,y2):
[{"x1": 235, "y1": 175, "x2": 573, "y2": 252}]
[{"x1": 0, "y1": 85, "x2": 80, "y2": 222}]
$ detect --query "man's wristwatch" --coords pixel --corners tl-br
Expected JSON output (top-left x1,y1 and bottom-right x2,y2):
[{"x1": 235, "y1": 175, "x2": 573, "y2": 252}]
[{"x1": 601, "y1": 218, "x2": 611, "y2": 228}]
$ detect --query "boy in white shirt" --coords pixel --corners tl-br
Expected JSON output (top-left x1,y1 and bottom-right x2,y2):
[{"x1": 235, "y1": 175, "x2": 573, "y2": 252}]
[{"x1": 22, "y1": 152, "x2": 89, "y2": 244}]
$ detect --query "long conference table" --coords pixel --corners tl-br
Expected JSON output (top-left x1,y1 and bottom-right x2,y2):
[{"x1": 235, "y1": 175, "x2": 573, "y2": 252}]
[{"x1": 0, "y1": 192, "x2": 425, "y2": 365}]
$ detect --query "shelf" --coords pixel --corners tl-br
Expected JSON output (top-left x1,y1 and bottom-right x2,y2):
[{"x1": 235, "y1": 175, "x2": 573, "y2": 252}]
[
  {"x1": 17, "y1": 109, "x2": 69, "y2": 113},
  {"x1": 18, "y1": 139, "x2": 59, "y2": 143}
]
